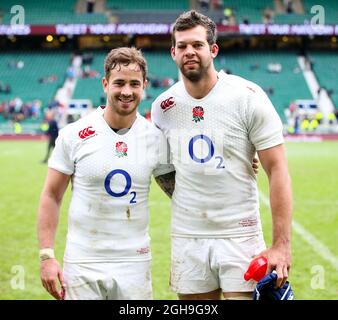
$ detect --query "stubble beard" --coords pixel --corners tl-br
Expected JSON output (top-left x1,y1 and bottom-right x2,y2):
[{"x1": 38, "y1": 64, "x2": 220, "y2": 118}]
[{"x1": 181, "y1": 63, "x2": 209, "y2": 83}]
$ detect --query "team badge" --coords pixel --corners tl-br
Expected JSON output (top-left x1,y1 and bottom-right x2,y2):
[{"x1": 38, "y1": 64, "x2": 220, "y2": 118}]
[
  {"x1": 115, "y1": 141, "x2": 128, "y2": 157},
  {"x1": 192, "y1": 106, "x2": 204, "y2": 123}
]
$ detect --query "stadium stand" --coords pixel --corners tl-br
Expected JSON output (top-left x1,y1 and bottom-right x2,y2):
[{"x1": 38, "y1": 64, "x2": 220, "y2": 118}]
[
  {"x1": 274, "y1": 0, "x2": 338, "y2": 25},
  {"x1": 303, "y1": 0, "x2": 338, "y2": 24},
  {"x1": 0, "y1": 0, "x2": 107, "y2": 24},
  {"x1": 0, "y1": 51, "x2": 71, "y2": 107},
  {"x1": 222, "y1": 0, "x2": 274, "y2": 24},
  {"x1": 0, "y1": 51, "x2": 72, "y2": 133},
  {"x1": 273, "y1": 13, "x2": 310, "y2": 25},
  {"x1": 110, "y1": 10, "x2": 185, "y2": 24},
  {"x1": 214, "y1": 50, "x2": 313, "y2": 122},
  {"x1": 106, "y1": 0, "x2": 224, "y2": 23},
  {"x1": 310, "y1": 51, "x2": 338, "y2": 108},
  {"x1": 107, "y1": 0, "x2": 189, "y2": 10},
  {"x1": 0, "y1": 49, "x2": 323, "y2": 130},
  {"x1": 0, "y1": 0, "x2": 336, "y2": 133},
  {"x1": 1, "y1": 0, "x2": 336, "y2": 26},
  {"x1": 72, "y1": 52, "x2": 106, "y2": 107}
]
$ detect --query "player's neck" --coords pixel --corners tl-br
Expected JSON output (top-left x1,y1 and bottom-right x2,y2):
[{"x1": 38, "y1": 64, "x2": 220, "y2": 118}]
[
  {"x1": 183, "y1": 69, "x2": 218, "y2": 99},
  {"x1": 103, "y1": 108, "x2": 137, "y2": 130}
]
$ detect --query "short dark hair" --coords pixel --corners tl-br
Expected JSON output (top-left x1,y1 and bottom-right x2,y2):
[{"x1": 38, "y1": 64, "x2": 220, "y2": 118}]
[
  {"x1": 104, "y1": 47, "x2": 147, "y2": 81},
  {"x1": 172, "y1": 10, "x2": 217, "y2": 47}
]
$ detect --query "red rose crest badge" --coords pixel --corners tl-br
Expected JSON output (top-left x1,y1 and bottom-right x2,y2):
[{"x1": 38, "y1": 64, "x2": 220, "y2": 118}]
[
  {"x1": 115, "y1": 141, "x2": 128, "y2": 158},
  {"x1": 192, "y1": 106, "x2": 204, "y2": 123}
]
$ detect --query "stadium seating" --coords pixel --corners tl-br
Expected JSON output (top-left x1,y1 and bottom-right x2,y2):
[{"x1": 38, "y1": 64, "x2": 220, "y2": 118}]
[
  {"x1": 273, "y1": 13, "x2": 312, "y2": 24},
  {"x1": 107, "y1": 0, "x2": 189, "y2": 10},
  {"x1": 1, "y1": 0, "x2": 336, "y2": 26},
  {"x1": 72, "y1": 52, "x2": 107, "y2": 107},
  {"x1": 2, "y1": 49, "x2": 332, "y2": 127},
  {"x1": 0, "y1": 0, "x2": 107, "y2": 25},
  {"x1": 274, "y1": 0, "x2": 338, "y2": 25},
  {"x1": 303, "y1": 0, "x2": 338, "y2": 25},
  {"x1": 106, "y1": 0, "x2": 190, "y2": 24},
  {"x1": 0, "y1": 51, "x2": 71, "y2": 117},
  {"x1": 223, "y1": 0, "x2": 338, "y2": 25},
  {"x1": 214, "y1": 51, "x2": 313, "y2": 122},
  {"x1": 223, "y1": 0, "x2": 273, "y2": 23},
  {"x1": 309, "y1": 51, "x2": 338, "y2": 108}
]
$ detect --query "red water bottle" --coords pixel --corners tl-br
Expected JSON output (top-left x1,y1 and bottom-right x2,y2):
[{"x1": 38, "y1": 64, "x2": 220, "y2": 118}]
[{"x1": 244, "y1": 256, "x2": 268, "y2": 282}]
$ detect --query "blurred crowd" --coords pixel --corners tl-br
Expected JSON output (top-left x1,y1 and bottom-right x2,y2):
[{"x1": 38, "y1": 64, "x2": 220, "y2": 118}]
[
  {"x1": 286, "y1": 101, "x2": 338, "y2": 134},
  {"x1": 0, "y1": 98, "x2": 42, "y2": 122}
]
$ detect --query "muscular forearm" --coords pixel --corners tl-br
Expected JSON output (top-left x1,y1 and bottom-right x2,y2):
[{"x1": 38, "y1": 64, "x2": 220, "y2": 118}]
[
  {"x1": 37, "y1": 193, "x2": 62, "y2": 249},
  {"x1": 155, "y1": 171, "x2": 176, "y2": 198},
  {"x1": 258, "y1": 144, "x2": 292, "y2": 284},
  {"x1": 269, "y1": 168, "x2": 293, "y2": 247},
  {"x1": 37, "y1": 168, "x2": 70, "y2": 249}
]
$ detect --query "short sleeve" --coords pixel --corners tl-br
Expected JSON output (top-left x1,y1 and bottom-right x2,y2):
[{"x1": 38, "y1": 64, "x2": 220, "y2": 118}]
[
  {"x1": 48, "y1": 128, "x2": 75, "y2": 175},
  {"x1": 152, "y1": 130, "x2": 175, "y2": 177},
  {"x1": 151, "y1": 99, "x2": 162, "y2": 130},
  {"x1": 248, "y1": 88, "x2": 284, "y2": 151}
]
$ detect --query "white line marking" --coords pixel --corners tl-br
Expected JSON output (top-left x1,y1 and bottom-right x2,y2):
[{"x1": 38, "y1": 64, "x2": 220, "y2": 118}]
[
  {"x1": 259, "y1": 191, "x2": 338, "y2": 271},
  {"x1": 292, "y1": 221, "x2": 338, "y2": 271}
]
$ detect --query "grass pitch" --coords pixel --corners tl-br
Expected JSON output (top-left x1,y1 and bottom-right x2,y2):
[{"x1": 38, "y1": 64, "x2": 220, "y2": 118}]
[{"x1": 0, "y1": 140, "x2": 337, "y2": 299}]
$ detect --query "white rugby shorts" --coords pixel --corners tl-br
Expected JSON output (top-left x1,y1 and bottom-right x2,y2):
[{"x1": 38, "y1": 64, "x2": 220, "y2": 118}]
[
  {"x1": 63, "y1": 260, "x2": 152, "y2": 300},
  {"x1": 170, "y1": 234, "x2": 266, "y2": 294}
]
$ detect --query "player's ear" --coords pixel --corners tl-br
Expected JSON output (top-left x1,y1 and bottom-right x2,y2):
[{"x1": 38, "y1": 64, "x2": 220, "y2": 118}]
[
  {"x1": 143, "y1": 78, "x2": 148, "y2": 89},
  {"x1": 211, "y1": 43, "x2": 219, "y2": 58},
  {"x1": 102, "y1": 76, "x2": 108, "y2": 93},
  {"x1": 170, "y1": 47, "x2": 176, "y2": 60}
]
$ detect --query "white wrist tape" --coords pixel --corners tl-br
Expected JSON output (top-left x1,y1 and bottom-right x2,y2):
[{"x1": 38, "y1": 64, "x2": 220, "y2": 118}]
[{"x1": 39, "y1": 248, "x2": 55, "y2": 261}]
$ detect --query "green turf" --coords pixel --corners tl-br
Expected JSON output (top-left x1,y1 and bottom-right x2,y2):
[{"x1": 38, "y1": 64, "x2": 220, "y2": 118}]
[{"x1": 0, "y1": 141, "x2": 337, "y2": 299}]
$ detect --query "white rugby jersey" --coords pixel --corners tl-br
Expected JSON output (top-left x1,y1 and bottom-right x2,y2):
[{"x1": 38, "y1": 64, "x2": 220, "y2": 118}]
[
  {"x1": 49, "y1": 106, "x2": 173, "y2": 263},
  {"x1": 151, "y1": 70, "x2": 284, "y2": 238}
]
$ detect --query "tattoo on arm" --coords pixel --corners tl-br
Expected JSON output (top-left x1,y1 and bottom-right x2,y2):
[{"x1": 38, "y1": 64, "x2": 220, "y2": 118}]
[{"x1": 155, "y1": 171, "x2": 176, "y2": 198}]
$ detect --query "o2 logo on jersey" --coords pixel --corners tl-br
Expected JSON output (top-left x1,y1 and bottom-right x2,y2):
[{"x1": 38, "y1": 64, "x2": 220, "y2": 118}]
[
  {"x1": 104, "y1": 169, "x2": 137, "y2": 204},
  {"x1": 188, "y1": 134, "x2": 225, "y2": 169}
]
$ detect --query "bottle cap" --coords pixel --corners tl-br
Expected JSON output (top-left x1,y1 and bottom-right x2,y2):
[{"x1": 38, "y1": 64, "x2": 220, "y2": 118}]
[{"x1": 244, "y1": 256, "x2": 268, "y2": 281}]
